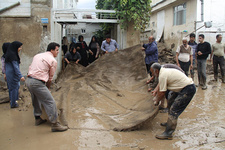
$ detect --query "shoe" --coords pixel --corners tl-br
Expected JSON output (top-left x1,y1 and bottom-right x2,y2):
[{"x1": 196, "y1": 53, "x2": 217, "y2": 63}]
[
  {"x1": 51, "y1": 122, "x2": 68, "y2": 132},
  {"x1": 11, "y1": 103, "x2": 19, "y2": 108},
  {"x1": 202, "y1": 85, "x2": 207, "y2": 90},
  {"x1": 222, "y1": 77, "x2": 225, "y2": 83},
  {"x1": 35, "y1": 118, "x2": 47, "y2": 126},
  {"x1": 160, "y1": 122, "x2": 167, "y2": 127}
]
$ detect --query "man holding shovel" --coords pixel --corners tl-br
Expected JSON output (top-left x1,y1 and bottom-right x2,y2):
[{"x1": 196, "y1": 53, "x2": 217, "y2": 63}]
[{"x1": 26, "y1": 42, "x2": 68, "y2": 132}]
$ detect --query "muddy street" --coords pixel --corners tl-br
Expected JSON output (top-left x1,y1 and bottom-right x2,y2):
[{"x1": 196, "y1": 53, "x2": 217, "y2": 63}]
[
  {"x1": 0, "y1": 74, "x2": 225, "y2": 150},
  {"x1": 0, "y1": 45, "x2": 225, "y2": 150}
]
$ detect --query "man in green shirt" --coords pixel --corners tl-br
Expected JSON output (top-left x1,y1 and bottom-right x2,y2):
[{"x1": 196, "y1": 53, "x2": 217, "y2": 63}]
[{"x1": 210, "y1": 34, "x2": 225, "y2": 82}]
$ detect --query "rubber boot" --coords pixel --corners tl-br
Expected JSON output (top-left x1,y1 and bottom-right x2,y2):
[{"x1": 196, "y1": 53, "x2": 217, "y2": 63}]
[{"x1": 155, "y1": 118, "x2": 177, "y2": 140}]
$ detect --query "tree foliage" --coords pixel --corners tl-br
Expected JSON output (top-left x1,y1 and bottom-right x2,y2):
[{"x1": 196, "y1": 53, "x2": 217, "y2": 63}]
[{"x1": 96, "y1": 0, "x2": 152, "y2": 31}]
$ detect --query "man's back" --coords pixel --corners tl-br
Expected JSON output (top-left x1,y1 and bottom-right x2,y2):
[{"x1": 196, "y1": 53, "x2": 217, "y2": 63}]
[
  {"x1": 28, "y1": 52, "x2": 57, "y2": 82},
  {"x1": 159, "y1": 68, "x2": 193, "y2": 92}
]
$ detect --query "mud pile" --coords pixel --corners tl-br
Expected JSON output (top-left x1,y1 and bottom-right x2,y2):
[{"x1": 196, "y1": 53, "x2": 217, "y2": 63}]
[
  {"x1": 157, "y1": 42, "x2": 176, "y2": 64},
  {"x1": 53, "y1": 44, "x2": 158, "y2": 131}
]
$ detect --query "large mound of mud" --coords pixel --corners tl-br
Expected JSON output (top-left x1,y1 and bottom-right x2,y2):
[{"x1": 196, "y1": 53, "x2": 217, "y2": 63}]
[{"x1": 52, "y1": 44, "x2": 158, "y2": 131}]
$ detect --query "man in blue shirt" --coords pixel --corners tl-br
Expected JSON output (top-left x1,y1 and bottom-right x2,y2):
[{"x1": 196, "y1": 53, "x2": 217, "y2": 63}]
[
  {"x1": 142, "y1": 36, "x2": 158, "y2": 77},
  {"x1": 188, "y1": 33, "x2": 198, "y2": 81},
  {"x1": 101, "y1": 35, "x2": 119, "y2": 53}
]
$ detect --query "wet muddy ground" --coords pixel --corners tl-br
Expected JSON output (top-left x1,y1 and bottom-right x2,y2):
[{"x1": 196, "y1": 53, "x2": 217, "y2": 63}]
[{"x1": 0, "y1": 73, "x2": 225, "y2": 150}]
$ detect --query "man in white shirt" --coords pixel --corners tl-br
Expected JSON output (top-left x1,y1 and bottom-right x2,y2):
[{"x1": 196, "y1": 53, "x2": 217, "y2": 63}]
[
  {"x1": 176, "y1": 38, "x2": 193, "y2": 76},
  {"x1": 151, "y1": 63, "x2": 196, "y2": 140}
]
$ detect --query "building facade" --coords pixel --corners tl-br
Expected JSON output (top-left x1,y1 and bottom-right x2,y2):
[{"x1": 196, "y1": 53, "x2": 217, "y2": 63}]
[
  {"x1": 141, "y1": 0, "x2": 225, "y2": 51},
  {"x1": 0, "y1": 0, "x2": 52, "y2": 80}
]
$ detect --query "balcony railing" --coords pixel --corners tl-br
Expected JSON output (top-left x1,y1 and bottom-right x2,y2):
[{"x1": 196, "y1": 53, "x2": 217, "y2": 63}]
[{"x1": 52, "y1": 9, "x2": 118, "y2": 23}]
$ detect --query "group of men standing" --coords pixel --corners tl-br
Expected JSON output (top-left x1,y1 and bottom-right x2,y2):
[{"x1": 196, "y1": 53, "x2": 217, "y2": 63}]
[
  {"x1": 176, "y1": 33, "x2": 225, "y2": 90},
  {"x1": 142, "y1": 33, "x2": 225, "y2": 140}
]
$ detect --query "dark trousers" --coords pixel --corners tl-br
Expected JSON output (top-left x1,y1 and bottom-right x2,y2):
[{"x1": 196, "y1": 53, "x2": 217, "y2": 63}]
[
  {"x1": 197, "y1": 59, "x2": 207, "y2": 86},
  {"x1": 213, "y1": 55, "x2": 225, "y2": 79},
  {"x1": 179, "y1": 60, "x2": 190, "y2": 76},
  {"x1": 146, "y1": 64, "x2": 151, "y2": 75},
  {"x1": 166, "y1": 84, "x2": 196, "y2": 119}
]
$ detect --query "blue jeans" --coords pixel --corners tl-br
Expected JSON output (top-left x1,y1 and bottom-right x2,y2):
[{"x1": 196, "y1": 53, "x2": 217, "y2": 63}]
[
  {"x1": 197, "y1": 59, "x2": 207, "y2": 86},
  {"x1": 190, "y1": 59, "x2": 195, "y2": 76}
]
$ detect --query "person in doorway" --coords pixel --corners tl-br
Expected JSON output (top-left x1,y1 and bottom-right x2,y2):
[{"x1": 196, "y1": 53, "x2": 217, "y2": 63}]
[
  {"x1": 210, "y1": 34, "x2": 225, "y2": 82},
  {"x1": 88, "y1": 36, "x2": 100, "y2": 63},
  {"x1": 64, "y1": 46, "x2": 81, "y2": 67},
  {"x1": 196, "y1": 34, "x2": 211, "y2": 90},
  {"x1": 76, "y1": 35, "x2": 89, "y2": 67},
  {"x1": 188, "y1": 33, "x2": 198, "y2": 80},
  {"x1": 141, "y1": 36, "x2": 158, "y2": 86},
  {"x1": 151, "y1": 63, "x2": 196, "y2": 140},
  {"x1": 101, "y1": 34, "x2": 119, "y2": 53},
  {"x1": 176, "y1": 38, "x2": 193, "y2": 76},
  {"x1": 62, "y1": 36, "x2": 69, "y2": 55},
  {"x1": 25, "y1": 42, "x2": 68, "y2": 132},
  {"x1": 1, "y1": 42, "x2": 10, "y2": 81},
  {"x1": 4, "y1": 41, "x2": 25, "y2": 108}
]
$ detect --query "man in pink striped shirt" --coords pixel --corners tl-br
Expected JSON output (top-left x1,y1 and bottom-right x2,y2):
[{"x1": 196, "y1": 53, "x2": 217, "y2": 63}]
[{"x1": 26, "y1": 42, "x2": 68, "y2": 132}]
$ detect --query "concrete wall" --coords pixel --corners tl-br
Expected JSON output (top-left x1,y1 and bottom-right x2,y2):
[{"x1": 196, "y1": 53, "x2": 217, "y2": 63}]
[
  {"x1": 0, "y1": 0, "x2": 52, "y2": 79},
  {"x1": 196, "y1": 0, "x2": 225, "y2": 44},
  {"x1": 117, "y1": 22, "x2": 141, "y2": 50},
  {"x1": 144, "y1": 0, "x2": 225, "y2": 51},
  {"x1": 143, "y1": 0, "x2": 197, "y2": 50}
]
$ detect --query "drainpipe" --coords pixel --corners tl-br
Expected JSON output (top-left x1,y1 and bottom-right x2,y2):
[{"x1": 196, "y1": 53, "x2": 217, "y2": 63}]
[
  {"x1": 194, "y1": 0, "x2": 204, "y2": 32},
  {"x1": 200, "y1": 0, "x2": 204, "y2": 22}
]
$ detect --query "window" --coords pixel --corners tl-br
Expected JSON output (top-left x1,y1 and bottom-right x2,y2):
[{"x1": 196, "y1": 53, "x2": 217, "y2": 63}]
[
  {"x1": 173, "y1": 3, "x2": 186, "y2": 26},
  {"x1": 81, "y1": 29, "x2": 86, "y2": 34}
]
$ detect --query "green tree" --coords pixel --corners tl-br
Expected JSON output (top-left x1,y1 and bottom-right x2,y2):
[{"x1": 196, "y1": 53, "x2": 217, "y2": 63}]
[{"x1": 96, "y1": 0, "x2": 151, "y2": 31}]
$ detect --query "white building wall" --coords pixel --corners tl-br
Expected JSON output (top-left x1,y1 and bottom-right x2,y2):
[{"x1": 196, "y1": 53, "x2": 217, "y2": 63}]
[
  {"x1": 53, "y1": 0, "x2": 78, "y2": 9},
  {"x1": 196, "y1": 0, "x2": 225, "y2": 44},
  {"x1": 147, "y1": 0, "x2": 225, "y2": 49},
  {"x1": 0, "y1": 0, "x2": 31, "y2": 17},
  {"x1": 65, "y1": 23, "x2": 102, "y2": 45},
  {"x1": 146, "y1": 0, "x2": 197, "y2": 50}
]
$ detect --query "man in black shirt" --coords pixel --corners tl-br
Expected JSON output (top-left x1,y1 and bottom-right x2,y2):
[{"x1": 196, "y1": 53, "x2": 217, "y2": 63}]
[{"x1": 196, "y1": 34, "x2": 211, "y2": 90}]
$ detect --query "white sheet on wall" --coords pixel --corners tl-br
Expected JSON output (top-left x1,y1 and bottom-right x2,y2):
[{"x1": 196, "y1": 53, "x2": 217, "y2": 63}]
[{"x1": 156, "y1": 10, "x2": 165, "y2": 41}]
